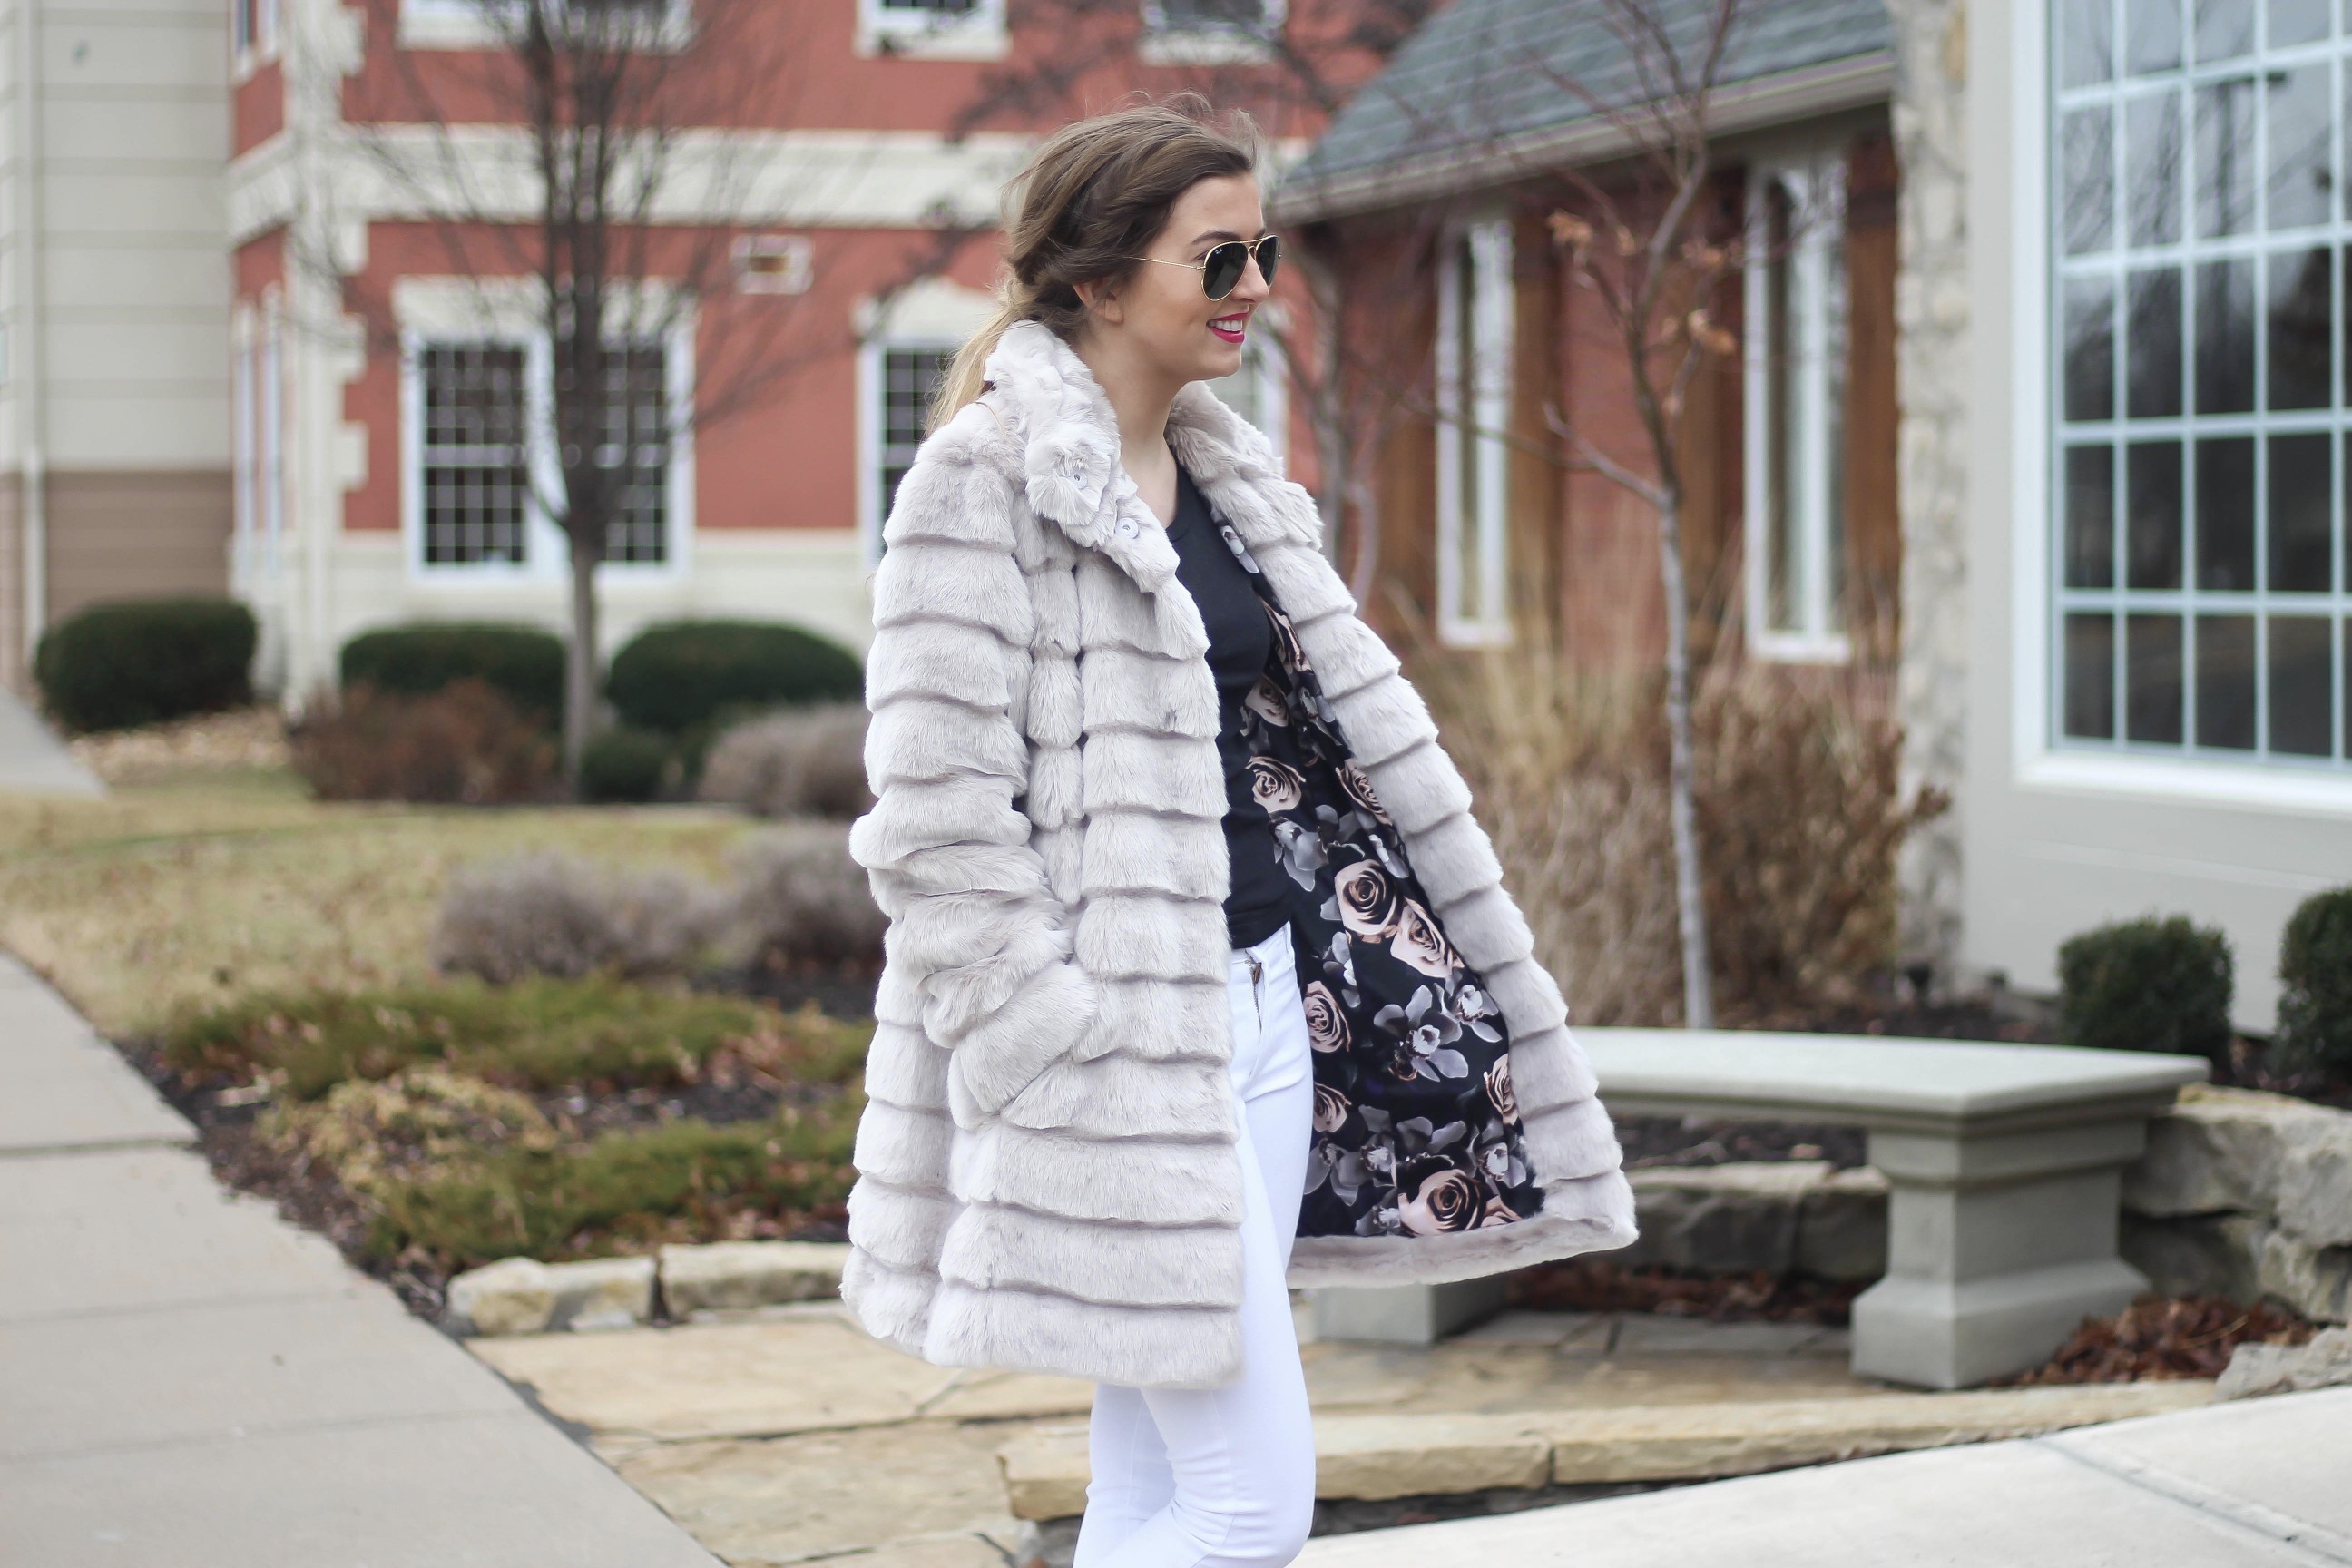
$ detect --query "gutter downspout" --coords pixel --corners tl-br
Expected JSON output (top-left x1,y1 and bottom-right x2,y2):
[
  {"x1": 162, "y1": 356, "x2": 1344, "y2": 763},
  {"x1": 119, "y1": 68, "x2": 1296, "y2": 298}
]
[{"x1": 16, "y1": 0, "x2": 47, "y2": 675}]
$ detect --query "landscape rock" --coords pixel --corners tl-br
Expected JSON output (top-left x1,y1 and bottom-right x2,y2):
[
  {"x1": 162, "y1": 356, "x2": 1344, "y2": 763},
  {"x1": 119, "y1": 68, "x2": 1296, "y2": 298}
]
[
  {"x1": 2121, "y1": 1211, "x2": 2271, "y2": 1302},
  {"x1": 446, "y1": 1257, "x2": 555, "y2": 1337},
  {"x1": 545, "y1": 1255, "x2": 659, "y2": 1330},
  {"x1": 1621, "y1": 1162, "x2": 1833, "y2": 1276},
  {"x1": 2122, "y1": 1085, "x2": 2337, "y2": 1220},
  {"x1": 2257, "y1": 1230, "x2": 2352, "y2": 1325},
  {"x1": 2276, "y1": 1121, "x2": 2352, "y2": 1248},
  {"x1": 1796, "y1": 1166, "x2": 1891, "y2": 1282},
  {"x1": 658, "y1": 1240, "x2": 848, "y2": 1317},
  {"x1": 1310, "y1": 1415, "x2": 1552, "y2": 1500},
  {"x1": 2217, "y1": 1327, "x2": 2352, "y2": 1400}
]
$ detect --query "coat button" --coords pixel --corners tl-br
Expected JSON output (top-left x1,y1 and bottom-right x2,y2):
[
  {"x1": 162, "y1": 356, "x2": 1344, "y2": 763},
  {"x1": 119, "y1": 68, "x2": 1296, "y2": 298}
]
[{"x1": 1115, "y1": 517, "x2": 1140, "y2": 539}]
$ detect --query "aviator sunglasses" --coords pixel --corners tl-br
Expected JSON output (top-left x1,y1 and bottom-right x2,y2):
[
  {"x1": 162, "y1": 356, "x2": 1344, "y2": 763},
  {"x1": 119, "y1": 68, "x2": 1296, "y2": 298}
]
[{"x1": 1127, "y1": 234, "x2": 1280, "y2": 300}]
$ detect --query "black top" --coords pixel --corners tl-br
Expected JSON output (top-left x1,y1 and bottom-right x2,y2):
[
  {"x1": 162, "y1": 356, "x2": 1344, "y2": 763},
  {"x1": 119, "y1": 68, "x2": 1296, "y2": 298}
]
[{"x1": 1163, "y1": 465, "x2": 1298, "y2": 949}]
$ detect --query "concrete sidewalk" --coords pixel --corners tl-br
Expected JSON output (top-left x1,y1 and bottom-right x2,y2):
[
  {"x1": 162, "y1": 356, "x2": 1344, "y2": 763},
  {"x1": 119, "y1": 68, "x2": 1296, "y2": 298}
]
[
  {"x1": 0, "y1": 687, "x2": 103, "y2": 798},
  {"x1": 1299, "y1": 1385, "x2": 2352, "y2": 1566},
  {"x1": 0, "y1": 954, "x2": 720, "y2": 1568}
]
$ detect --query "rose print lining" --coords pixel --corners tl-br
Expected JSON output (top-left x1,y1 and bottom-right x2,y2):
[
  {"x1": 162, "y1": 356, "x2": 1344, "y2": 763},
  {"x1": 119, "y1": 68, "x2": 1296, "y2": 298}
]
[{"x1": 1211, "y1": 519, "x2": 1545, "y2": 1241}]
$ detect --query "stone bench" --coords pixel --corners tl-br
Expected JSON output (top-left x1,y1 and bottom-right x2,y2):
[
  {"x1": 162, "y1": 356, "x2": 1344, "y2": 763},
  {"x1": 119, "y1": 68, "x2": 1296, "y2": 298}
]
[{"x1": 1310, "y1": 1029, "x2": 2209, "y2": 1389}]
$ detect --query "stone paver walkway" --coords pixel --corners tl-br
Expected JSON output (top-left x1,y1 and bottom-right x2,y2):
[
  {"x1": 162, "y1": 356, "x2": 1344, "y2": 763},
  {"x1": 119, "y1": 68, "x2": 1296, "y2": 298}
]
[
  {"x1": 0, "y1": 687, "x2": 103, "y2": 798},
  {"x1": 1298, "y1": 1387, "x2": 2352, "y2": 1566},
  {"x1": 0, "y1": 954, "x2": 720, "y2": 1568}
]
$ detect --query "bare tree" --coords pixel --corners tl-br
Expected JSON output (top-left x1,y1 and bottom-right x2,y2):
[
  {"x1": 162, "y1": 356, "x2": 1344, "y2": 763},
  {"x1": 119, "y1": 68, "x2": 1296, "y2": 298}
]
[{"x1": 328, "y1": 0, "x2": 838, "y2": 783}]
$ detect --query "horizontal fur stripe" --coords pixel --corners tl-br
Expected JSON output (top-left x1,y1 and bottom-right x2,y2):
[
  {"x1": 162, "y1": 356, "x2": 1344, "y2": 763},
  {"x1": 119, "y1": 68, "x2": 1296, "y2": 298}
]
[
  {"x1": 880, "y1": 842, "x2": 1061, "y2": 900},
  {"x1": 873, "y1": 965, "x2": 925, "y2": 1029},
  {"x1": 871, "y1": 538, "x2": 1034, "y2": 645},
  {"x1": 1083, "y1": 645, "x2": 1220, "y2": 739},
  {"x1": 861, "y1": 1021, "x2": 950, "y2": 1112},
  {"x1": 1431, "y1": 884, "x2": 1536, "y2": 972},
  {"x1": 1083, "y1": 975, "x2": 1231, "y2": 1065},
  {"x1": 840, "y1": 1244, "x2": 939, "y2": 1357},
  {"x1": 885, "y1": 893, "x2": 1067, "y2": 992},
  {"x1": 865, "y1": 700, "x2": 1028, "y2": 789},
  {"x1": 938, "y1": 1204, "x2": 1243, "y2": 1308},
  {"x1": 944, "y1": 958, "x2": 1099, "y2": 1123},
  {"x1": 1369, "y1": 740, "x2": 1476, "y2": 835},
  {"x1": 846, "y1": 1176, "x2": 960, "y2": 1272},
  {"x1": 867, "y1": 620, "x2": 1021, "y2": 710},
  {"x1": 953, "y1": 1121, "x2": 1245, "y2": 1227},
  {"x1": 1025, "y1": 652, "x2": 1083, "y2": 750},
  {"x1": 922, "y1": 1279, "x2": 1244, "y2": 1388},
  {"x1": 1026, "y1": 745, "x2": 1083, "y2": 830},
  {"x1": 1505, "y1": 1022, "x2": 1602, "y2": 1112},
  {"x1": 1080, "y1": 812, "x2": 1231, "y2": 901},
  {"x1": 879, "y1": 438, "x2": 1016, "y2": 552},
  {"x1": 1074, "y1": 554, "x2": 1171, "y2": 654},
  {"x1": 850, "y1": 778, "x2": 1030, "y2": 868},
  {"x1": 1253, "y1": 542, "x2": 1357, "y2": 625},
  {"x1": 1296, "y1": 613, "x2": 1401, "y2": 700},
  {"x1": 1000, "y1": 1052, "x2": 1235, "y2": 1140},
  {"x1": 853, "y1": 1099, "x2": 955, "y2": 1191},
  {"x1": 1082, "y1": 730, "x2": 1226, "y2": 816},
  {"x1": 1024, "y1": 564, "x2": 1083, "y2": 655},
  {"x1": 1075, "y1": 893, "x2": 1230, "y2": 982},
  {"x1": 1408, "y1": 814, "x2": 1507, "y2": 908},
  {"x1": 1480, "y1": 956, "x2": 1572, "y2": 1039},
  {"x1": 1333, "y1": 675, "x2": 1442, "y2": 769},
  {"x1": 1519, "y1": 1092, "x2": 1629, "y2": 1185}
]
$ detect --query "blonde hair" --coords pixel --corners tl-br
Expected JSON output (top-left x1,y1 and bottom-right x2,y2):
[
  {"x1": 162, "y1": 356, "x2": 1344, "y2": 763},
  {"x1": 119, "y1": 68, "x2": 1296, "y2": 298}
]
[{"x1": 930, "y1": 95, "x2": 1261, "y2": 429}]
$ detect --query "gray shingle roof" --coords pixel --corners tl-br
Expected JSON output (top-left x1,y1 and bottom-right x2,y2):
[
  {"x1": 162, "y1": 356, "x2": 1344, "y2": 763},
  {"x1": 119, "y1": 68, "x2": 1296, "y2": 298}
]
[{"x1": 1276, "y1": 0, "x2": 1896, "y2": 220}]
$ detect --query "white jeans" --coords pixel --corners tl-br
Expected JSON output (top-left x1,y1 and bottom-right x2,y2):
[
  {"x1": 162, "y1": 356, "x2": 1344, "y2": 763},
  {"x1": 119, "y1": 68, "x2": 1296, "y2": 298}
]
[{"x1": 1072, "y1": 920, "x2": 1319, "y2": 1568}]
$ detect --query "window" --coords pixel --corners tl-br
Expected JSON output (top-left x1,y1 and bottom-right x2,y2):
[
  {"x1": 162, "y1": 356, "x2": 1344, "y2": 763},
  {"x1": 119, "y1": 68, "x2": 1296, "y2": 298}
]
[
  {"x1": 858, "y1": 0, "x2": 1006, "y2": 59},
  {"x1": 232, "y1": 337, "x2": 256, "y2": 569},
  {"x1": 419, "y1": 342, "x2": 533, "y2": 567},
  {"x1": 872, "y1": 346, "x2": 953, "y2": 553},
  {"x1": 590, "y1": 341, "x2": 671, "y2": 565},
  {"x1": 1141, "y1": 0, "x2": 1283, "y2": 62},
  {"x1": 1206, "y1": 332, "x2": 1288, "y2": 470},
  {"x1": 733, "y1": 234, "x2": 814, "y2": 296},
  {"x1": 1744, "y1": 157, "x2": 1851, "y2": 661},
  {"x1": 1435, "y1": 217, "x2": 1514, "y2": 646},
  {"x1": 2051, "y1": 0, "x2": 2348, "y2": 767},
  {"x1": 260, "y1": 312, "x2": 284, "y2": 570}
]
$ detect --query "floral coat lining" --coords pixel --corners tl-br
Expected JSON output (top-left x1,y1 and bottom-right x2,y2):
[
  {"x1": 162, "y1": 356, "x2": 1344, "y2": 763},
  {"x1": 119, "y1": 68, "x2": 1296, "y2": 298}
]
[{"x1": 1205, "y1": 514, "x2": 1546, "y2": 1242}]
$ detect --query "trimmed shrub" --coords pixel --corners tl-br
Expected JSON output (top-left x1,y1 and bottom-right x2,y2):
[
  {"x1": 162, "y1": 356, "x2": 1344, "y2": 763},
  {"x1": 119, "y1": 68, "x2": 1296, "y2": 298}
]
[
  {"x1": 290, "y1": 679, "x2": 556, "y2": 805},
  {"x1": 431, "y1": 850, "x2": 729, "y2": 985},
  {"x1": 162, "y1": 975, "x2": 868, "y2": 1101},
  {"x1": 697, "y1": 703, "x2": 872, "y2": 818},
  {"x1": 2275, "y1": 887, "x2": 2352, "y2": 1076},
  {"x1": 732, "y1": 826, "x2": 887, "y2": 972},
  {"x1": 606, "y1": 620, "x2": 861, "y2": 735},
  {"x1": 580, "y1": 726, "x2": 675, "y2": 804},
  {"x1": 339, "y1": 622, "x2": 564, "y2": 718},
  {"x1": 34, "y1": 597, "x2": 257, "y2": 734},
  {"x1": 2056, "y1": 916, "x2": 2235, "y2": 1064}
]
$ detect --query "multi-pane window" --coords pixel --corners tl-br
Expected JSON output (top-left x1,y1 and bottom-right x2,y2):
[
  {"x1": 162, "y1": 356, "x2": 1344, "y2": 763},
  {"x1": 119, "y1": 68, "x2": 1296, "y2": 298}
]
[
  {"x1": 1746, "y1": 158, "x2": 1851, "y2": 661},
  {"x1": 1147, "y1": 0, "x2": 1280, "y2": 32},
  {"x1": 420, "y1": 343, "x2": 531, "y2": 568},
  {"x1": 879, "y1": 347, "x2": 952, "y2": 531},
  {"x1": 2053, "y1": 0, "x2": 2347, "y2": 766},
  {"x1": 1435, "y1": 218, "x2": 1514, "y2": 646},
  {"x1": 878, "y1": 0, "x2": 979, "y2": 11},
  {"x1": 593, "y1": 342, "x2": 670, "y2": 565}
]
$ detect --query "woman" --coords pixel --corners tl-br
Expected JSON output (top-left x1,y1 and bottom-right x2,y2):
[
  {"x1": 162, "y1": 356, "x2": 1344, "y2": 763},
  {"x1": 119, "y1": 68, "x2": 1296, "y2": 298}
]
[{"x1": 844, "y1": 100, "x2": 1635, "y2": 1568}]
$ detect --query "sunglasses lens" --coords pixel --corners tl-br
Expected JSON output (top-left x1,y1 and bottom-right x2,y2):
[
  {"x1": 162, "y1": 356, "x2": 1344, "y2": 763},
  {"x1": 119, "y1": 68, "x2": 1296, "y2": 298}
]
[
  {"x1": 1201, "y1": 242, "x2": 1247, "y2": 300},
  {"x1": 1255, "y1": 235, "x2": 1279, "y2": 288}
]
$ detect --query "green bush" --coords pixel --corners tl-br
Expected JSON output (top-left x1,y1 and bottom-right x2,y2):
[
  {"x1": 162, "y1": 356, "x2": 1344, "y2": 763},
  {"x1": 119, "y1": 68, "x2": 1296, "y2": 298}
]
[
  {"x1": 339, "y1": 622, "x2": 564, "y2": 718},
  {"x1": 2275, "y1": 887, "x2": 2352, "y2": 1076},
  {"x1": 579, "y1": 726, "x2": 675, "y2": 804},
  {"x1": 605, "y1": 620, "x2": 861, "y2": 735},
  {"x1": 162, "y1": 975, "x2": 871, "y2": 1101},
  {"x1": 33, "y1": 597, "x2": 256, "y2": 733},
  {"x1": 2056, "y1": 916, "x2": 2235, "y2": 1065},
  {"x1": 363, "y1": 1103, "x2": 858, "y2": 1269}
]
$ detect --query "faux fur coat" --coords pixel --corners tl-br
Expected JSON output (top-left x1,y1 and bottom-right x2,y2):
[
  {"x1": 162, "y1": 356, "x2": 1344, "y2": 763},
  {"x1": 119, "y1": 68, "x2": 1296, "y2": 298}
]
[{"x1": 841, "y1": 318, "x2": 1636, "y2": 1389}]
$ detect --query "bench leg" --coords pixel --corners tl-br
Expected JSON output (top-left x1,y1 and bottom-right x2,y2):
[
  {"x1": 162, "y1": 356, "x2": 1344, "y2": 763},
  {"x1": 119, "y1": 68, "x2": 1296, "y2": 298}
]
[
  {"x1": 1306, "y1": 1277, "x2": 1511, "y2": 1345},
  {"x1": 1851, "y1": 1118, "x2": 2153, "y2": 1388}
]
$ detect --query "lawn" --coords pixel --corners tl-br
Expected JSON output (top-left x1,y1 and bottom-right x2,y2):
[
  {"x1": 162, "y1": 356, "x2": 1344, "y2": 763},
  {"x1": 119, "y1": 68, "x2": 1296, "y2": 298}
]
[{"x1": 0, "y1": 767, "x2": 760, "y2": 1035}]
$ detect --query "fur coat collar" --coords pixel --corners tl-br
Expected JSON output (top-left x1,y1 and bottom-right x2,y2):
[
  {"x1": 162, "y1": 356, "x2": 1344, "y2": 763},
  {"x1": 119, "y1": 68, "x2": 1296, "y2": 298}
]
[{"x1": 839, "y1": 318, "x2": 1636, "y2": 1389}]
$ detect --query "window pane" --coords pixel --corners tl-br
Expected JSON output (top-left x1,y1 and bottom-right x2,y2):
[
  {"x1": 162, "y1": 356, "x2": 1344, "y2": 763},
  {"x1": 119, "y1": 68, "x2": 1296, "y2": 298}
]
[
  {"x1": 420, "y1": 341, "x2": 529, "y2": 567},
  {"x1": 2127, "y1": 266, "x2": 2184, "y2": 416},
  {"x1": 1765, "y1": 186, "x2": 1799, "y2": 632},
  {"x1": 2195, "y1": 612, "x2": 2259, "y2": 746},
  {"x1": 2196, "y1": 78, "x2": 2260, "y2": 237},
  {"x1": 2269, "y1": 0, "x2": 2329, "y2": 48},
  {"x1": 2197, "y1": 435, "x2": 2258, "y2": 588},
  {"x1": 2194, "y1": 0, "x2": 2253, "y2": 61},
  {"x1": 2066, "y1": 276, "x2": 2117, "y2": 420},
  {"x1": 2066, "y1": 612, "x2": 2119, "y2": 738},
  {"x1": 2130, "y1": 439, "x2": 2187, "y2": 586},
  {"x1": 2129, "y1": 0, "x2": 2184, "y2": 72},
  {"x1": 880, "y1": 348, "x2": 952, "y2": 528},
  {"x1": 2063, "y1": 106, "x2": 2116, "y2": 255},
  {"x1": 2127, "y1": 612, "x2": 2188, "y2": 741},
  {"x1": 2126, "y1": 91, "x2": 2185, "y2": 247},
  {"x1": 2068, "y1": 445, "x2": 2118, "y2": 586},
  {"x1": 2270, "y1": 431, "x2": 2333, "y2": 589},
  {"x1": 597, "y1": 342, "x2": 668, "y2": 565},
  {"x1": 2270, "y1": 616, "x2": 2336, "y2": 755},
  {"x1": 2268, "y1": 248, "x2": 2333, "y2": 408},
  {"x1": 2194, "y1": 257, "x2": 2256, "y2": 412},
  {"x1": 2063, "y1": 0, "x2": 2117, "y2": 84},
  {"x1": 2268, "y1": 65, "x2": 2332, "y2": 230}
]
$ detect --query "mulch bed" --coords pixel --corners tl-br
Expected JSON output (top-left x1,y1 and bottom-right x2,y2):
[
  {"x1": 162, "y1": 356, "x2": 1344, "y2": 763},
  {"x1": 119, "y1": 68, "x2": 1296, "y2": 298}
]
[
  {"x1": 1996, "y1": 1295, "x2": 2318, "y2": 1385},
  {"x1": 1509, "y1": 1259, "x2": 1867, "y2": 1325}
]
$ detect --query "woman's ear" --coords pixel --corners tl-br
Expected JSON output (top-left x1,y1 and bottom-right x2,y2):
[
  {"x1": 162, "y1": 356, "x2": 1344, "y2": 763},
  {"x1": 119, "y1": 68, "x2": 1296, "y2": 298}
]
[{"x1": 1073, "y1": 276, "x2": 1125, "y2": 327}]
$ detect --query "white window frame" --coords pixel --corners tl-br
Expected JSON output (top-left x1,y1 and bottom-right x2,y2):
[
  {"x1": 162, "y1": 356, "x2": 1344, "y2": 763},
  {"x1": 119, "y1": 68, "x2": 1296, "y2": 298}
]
[
  {"x1": 1743, "y1": 154, "x2": 1853, "y2": 663},
  {"x1": 399, "y1": 0, "x2": 694, "y2": 53},
  {"x1": 1434, "y1": 215, "x2": 1514, "y2": 648},
  {"x1": 732, "y1": 233, "x2": 814, "y2": 296},
  {"x1": 1141, "y1": 0, "x2": 1286, "y2": 64},
  {"x1": 858, "y1": 335, "x2": 960, "y2": 567},
  {"x1": 856, "y1": 0, "x2": 1009, "y2": 62},
  {"x1": 398, "y1": 315, "x2": 694, "y2": 584},
  {"x1": 230, "y1": 0, "x2": 280, "y2": 79},
  {"x1": 231, "y1": 318, "x2": 257, "y2": 580},
  {"x1": 2011, "y1": 0, "x2": 2352, "y2": 815}
]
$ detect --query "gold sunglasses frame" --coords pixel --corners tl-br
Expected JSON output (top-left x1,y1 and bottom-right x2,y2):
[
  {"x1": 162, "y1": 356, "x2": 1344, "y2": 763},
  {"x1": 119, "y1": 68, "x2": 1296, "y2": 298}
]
[{"x1": 1124, "y1": 235, "x2": 1281, "y2": 301}]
